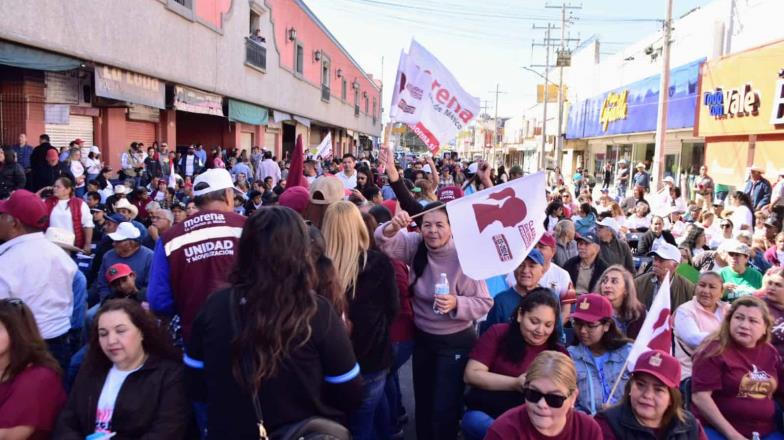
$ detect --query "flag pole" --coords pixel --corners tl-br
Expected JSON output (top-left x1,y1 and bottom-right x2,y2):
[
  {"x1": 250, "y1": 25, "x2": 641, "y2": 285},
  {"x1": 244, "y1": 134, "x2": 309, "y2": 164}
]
[{"x1": 409, "y1": 202, "x2": 452, "y2": 220}]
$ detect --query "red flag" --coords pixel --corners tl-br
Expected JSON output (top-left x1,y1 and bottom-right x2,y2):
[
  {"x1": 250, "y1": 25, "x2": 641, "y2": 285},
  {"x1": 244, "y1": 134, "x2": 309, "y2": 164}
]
[{"x1": 287, "y1": 134, "x2": 307, "y2": 189}]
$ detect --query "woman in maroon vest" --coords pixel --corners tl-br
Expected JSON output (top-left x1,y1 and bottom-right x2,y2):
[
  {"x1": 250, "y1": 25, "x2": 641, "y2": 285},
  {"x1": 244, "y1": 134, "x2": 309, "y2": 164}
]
[{"x1": 44, "y1": 176, "x2": 94, "y2": 255}]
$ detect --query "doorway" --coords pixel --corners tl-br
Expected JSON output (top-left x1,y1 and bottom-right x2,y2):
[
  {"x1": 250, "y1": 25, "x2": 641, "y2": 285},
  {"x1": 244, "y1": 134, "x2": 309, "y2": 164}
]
[{"x1": 282, "y1": 122, "x2": 296, "y2": 160}]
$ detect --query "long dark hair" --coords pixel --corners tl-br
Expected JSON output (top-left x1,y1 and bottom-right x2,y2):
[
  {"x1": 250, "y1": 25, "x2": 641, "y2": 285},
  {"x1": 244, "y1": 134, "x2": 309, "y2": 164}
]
[
  {"x1": 230, "y1": 206, "x2": 318, "y2": 391},
  {"x1": 732, "y1": 190, "x2": 754, "y2": 213},
  {"x1": 84, "y1": 299, "x2": 179, "y2": 370},
  {"x1": 0, "y1": 299, "x2": 61, "y2": 381},
  {"x1": 500, "y1": 288, "x2": 562, "y2": 363}
]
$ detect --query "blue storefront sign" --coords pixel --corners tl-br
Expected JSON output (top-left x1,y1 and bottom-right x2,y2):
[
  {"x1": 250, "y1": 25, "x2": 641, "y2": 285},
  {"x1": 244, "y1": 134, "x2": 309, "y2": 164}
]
[{"x1": 566, "y1": 58, "x2": 704, "y2": 139}]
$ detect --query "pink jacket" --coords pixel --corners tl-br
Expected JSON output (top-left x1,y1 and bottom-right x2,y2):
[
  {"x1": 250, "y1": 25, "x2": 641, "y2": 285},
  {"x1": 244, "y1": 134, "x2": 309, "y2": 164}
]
[{"x1": 375, "y1": 226, "x2": 492, "y2": 336}]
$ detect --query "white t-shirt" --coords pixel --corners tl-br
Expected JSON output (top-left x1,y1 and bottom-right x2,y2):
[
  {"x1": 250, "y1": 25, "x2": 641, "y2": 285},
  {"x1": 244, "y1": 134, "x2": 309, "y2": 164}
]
[
  {"x1": 49, "y1": 199, "x2": 94, "y2": 233},
  {"x1": 95, "y1": 364, "x2": 143, "y2": 433},
  {"x1": 730, "y1": 205, "x2": 754, "y2": 236},
  {"x1": 625, "y1": 214, "x2": 651, "y2": 231},
  {"x1": 504, "y1": 264, "x2": 572, "y2": 300},
  {"x1": 336, "y1": 171, "x2": 357, "y2": 190},
  {"x1": 70, "y1": 161, "x2": 86, "y2": 188}
]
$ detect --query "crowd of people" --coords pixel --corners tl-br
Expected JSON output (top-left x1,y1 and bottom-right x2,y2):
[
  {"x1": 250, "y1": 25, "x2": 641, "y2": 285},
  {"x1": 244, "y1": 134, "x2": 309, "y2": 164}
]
[{"x1": 1, "y1": 132, "x2": 784, "y2": 440}]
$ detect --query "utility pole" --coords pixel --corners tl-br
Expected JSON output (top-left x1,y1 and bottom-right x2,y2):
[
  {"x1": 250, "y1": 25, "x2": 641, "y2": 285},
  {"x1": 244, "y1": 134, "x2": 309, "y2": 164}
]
[
  {"x1": 546, "y1": 2, "x2": 581, "y2": 171},
  {"x1": 653, "y1": 0, "x2": 673, "y2": 192},
  {"x1": 489, "y1": 83, "x2": 507, "y2": 167},
  {"x1": 536, "y1": 23, "x2": 552, "y2": 170}
]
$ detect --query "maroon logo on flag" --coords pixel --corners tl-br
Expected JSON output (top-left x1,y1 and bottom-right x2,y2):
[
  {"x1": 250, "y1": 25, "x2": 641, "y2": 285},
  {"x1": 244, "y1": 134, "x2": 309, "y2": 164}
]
[
  {"x1": 647, "y1": 308, "x2": 672, "y2": 353},
  {"x1": 492, "y1": 234, "x2": 513, "y2": 262},
  {"x1": 517, "y1": 220, "x2": 537, "y2": 249},
  {"x1": 473, "y1": 188, "x2": 528, "y2": 233}
]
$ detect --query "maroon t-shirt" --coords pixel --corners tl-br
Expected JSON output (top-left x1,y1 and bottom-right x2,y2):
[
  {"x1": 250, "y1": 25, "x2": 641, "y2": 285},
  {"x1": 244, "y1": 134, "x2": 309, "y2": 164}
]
[
  {"x1": 485, "y1": 405, "x2": 602, "y2": 440},
  {"x1": 0, "y1": 365, "x2": 65, "y2": 440},
  {"x1": 691, "y1": 340, "x2": 782, "y2": 437},
  {"x1": 470, "y1": 323, "x2": 567, "y2": 377}
]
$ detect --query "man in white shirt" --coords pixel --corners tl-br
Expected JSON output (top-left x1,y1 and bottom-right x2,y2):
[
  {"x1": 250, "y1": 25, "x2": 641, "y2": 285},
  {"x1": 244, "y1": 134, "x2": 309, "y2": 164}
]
[
  {"x1": 255, "y1": 150, "x2": 281, "y2": 186},
  {"x1": 0, "y1": 190, "x2": 77, "y2": 372},
  {"x1": 304, "y1": 159, "x2": 318, "y2": 185},
  {"x1": 336, "y1": 153, "x2": 358, "y2": 189}
]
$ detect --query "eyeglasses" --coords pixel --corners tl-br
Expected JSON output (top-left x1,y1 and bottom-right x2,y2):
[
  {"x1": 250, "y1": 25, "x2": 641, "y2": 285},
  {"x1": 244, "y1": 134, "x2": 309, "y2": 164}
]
[
  {"x1": 571, "y1": 319, "x2": 605, "y2": 330},
  {"x1": 523, "y1": 388, "x2": 572, "y2": 408}
]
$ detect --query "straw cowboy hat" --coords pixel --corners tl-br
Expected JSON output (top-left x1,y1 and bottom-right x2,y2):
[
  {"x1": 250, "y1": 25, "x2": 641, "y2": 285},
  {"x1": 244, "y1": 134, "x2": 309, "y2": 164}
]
[{"x1": 114, "y1": 198, "x2": 139, "y2": 220}]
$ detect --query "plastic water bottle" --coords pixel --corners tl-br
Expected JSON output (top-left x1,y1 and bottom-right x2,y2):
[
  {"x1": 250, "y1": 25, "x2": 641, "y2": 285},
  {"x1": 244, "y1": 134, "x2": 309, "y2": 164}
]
[
  {"x1": 752, "y1": 432, "x2": 761, "y2": 440},
  {"x1": 433, "y1": 273, "x2": 450, "y2": 314}
]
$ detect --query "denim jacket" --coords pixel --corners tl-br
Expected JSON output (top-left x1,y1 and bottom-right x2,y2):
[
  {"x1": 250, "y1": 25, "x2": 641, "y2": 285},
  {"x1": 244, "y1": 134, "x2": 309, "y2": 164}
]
[{"x1": 567, "y1": 342, "x2": 632, "y2": 415}]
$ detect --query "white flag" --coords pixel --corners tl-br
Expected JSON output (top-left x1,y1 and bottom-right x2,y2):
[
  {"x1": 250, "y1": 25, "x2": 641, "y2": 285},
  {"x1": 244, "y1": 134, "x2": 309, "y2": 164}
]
[
  {"x1": 389, "y1": 40, "x2": 479, "y2": 155},
  {"x1": 311, "y1": 132, "x2": 332, "y2": 160},
  {"x1": 389, "y1": 50, "x2": 430, "y2": 124},
  {"x1": 626, "y1": 273, "x2": 673, "y2": 371},
  {"x1": 446, "y1": 172, "x2": 547, "y2": 280}
]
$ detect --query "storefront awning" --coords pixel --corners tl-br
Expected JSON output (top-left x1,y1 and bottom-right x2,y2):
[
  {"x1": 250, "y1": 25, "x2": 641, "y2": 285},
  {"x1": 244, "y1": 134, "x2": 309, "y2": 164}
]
[
  {"x1": 95, "y1": 65, "x2": 165, "y2": 109},
  {"x1": 273, "y1": 110, "x2": 291, "y2": 123},
  {"x1": 228, "y1": 99, "x2": 268, "y2": 125},
  {"x1": 0, "y1": 41, "x2": 82, "y2": 71},
  {"x1": 174, "y1": 85, "x2": 223, "y2": 117},
  {"x1": 293, "y1": 115, "x2": 311, "y2": 127}
]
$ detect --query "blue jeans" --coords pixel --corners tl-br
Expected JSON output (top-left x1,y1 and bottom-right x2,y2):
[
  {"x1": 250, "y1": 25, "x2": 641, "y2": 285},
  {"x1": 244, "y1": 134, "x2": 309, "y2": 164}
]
[
  {"x1": 46, "y1": 332, "x2": 72, "y2": 380},
  {"x1": 704, "y1": 427, "x2": 784, "y2": 440},
  {"x1": 377, "y1": 340, "x2": 414, "y2": 437},
  {"x1": 617, "y1": 183, "x2": 627, "y2": 200},
  {"x1": 461, "y1": 410, "x2": 495, "y2": 440},
  {"x1": 348, "y1": 369, "x2": 388, "y2": 440}
]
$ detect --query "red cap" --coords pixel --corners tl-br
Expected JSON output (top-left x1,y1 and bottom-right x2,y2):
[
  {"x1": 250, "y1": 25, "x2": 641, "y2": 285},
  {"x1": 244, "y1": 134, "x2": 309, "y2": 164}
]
[
  {"x1": 571, "y1": 293, "x2": 613, "y2": 323},
  {"x1": 46, "y1": 149, "x2": 59, "y2": 161},
  {"x1": 73, "y1": 138, "x2": 84, "y2": 145},
  {"x1": 0, "y1": 190, "x2": 48, "y2": 229},
  {"x1": 538, "y1": 232, "x2": 556, "y2": 249},
  {"x1": 437, "y1": 185, "x2": 464, "y2": 202},
  {"x1": 279, "y1": 186, "x2": 310, "y2": 214},
  {"x1": 105, "y1": 263, "x2": 134, "y2": 283},
  {"x1": 633, "y1": 350, "x2": 681, "y2": 388}
]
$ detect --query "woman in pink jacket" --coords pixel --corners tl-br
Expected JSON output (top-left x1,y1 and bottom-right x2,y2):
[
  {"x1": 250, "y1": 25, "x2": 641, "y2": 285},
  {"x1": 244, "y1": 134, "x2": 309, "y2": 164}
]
[{"x1": 376, "y1": 202, "x2": 493, "y2": 440}]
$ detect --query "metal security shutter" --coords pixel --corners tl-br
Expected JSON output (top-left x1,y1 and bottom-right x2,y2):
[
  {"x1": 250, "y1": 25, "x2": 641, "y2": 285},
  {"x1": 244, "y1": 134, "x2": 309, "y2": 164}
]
[
  {"x1": 264, "y1": 132, "x2": 276, "y2": 150},
  {"x1": 126, "y1": 120, "x2": 156, "y2": 148},
  {"x1": 45, "y1": 114, "x2": 94, "y2": 149},
  {"x1": 240, "y1": 132, "x2": 253, "y2": 152}
]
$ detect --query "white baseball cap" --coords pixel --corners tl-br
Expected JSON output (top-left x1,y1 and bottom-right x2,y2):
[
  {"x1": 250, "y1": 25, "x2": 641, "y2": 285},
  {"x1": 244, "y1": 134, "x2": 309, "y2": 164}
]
[
  {"x1": 193, "y1": 169, "x2": 244, "y2": 197},
  {"x1": 662, "y1": 176, "x2": 675, "y2": 184},
  {"x1": 108, "y1": 222, "x2": 141, "y2": 242},
  {"x1": 647, "y1": 242, "x2": 681, "y2": 263},
  {"x1": 596, "y1": 217, "x2": 620, "y2": 233}
]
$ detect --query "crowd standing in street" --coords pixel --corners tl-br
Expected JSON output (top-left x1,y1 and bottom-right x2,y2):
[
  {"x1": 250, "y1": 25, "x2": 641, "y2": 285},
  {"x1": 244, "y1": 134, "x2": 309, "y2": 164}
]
[{"x1": 1, "y1": 133, "x2": 784, "y2": 440}]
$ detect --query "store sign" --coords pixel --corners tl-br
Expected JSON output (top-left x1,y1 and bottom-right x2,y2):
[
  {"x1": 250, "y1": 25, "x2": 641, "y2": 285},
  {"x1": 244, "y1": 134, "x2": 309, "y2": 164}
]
[
  {"x1": 703, "y1": 84, "x2": 761, "y2": 119},
  {"x1": 566, "y1": 58, "x2": 704, "y2": 139},
  {"x1": 697, "y1": 40, "x2": 784, "y2": 136},
  {"x1": 173, "y1": 85, "x2": 224, "y2": 117},
  {"x1": 95, "y1": 65, "x2": 165, "y2": 109},
  {"x1": 599, "y1": 90, "x2": 629, "y2": 131}
]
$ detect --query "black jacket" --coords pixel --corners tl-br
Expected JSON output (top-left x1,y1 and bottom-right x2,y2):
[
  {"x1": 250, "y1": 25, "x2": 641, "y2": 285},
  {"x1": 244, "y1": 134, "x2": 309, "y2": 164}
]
[
  {"x1": 0, "y1": 162, "x2": 25, "y2": 198},
  {"x1": 349, "y1": 249, "x2": 400, "y2": 373},
  {"x1": 31, "y1": 162, "x2": 74, "y2": 192},
  {"x1": 596, "y1": 400, "x2": 703, "y2": 440},
  {"x1": 55, "y1": 355, "x2": 189, "y2": 440},
  {"x1": 636, "y1": 230, "x2": 677, "y2": 255},
  {"x1": 563, "y1": 255, "x2": 610, "y2": 294},
  {"x1": 599, "y1": 236, "x2": 635, "y2": 273}
]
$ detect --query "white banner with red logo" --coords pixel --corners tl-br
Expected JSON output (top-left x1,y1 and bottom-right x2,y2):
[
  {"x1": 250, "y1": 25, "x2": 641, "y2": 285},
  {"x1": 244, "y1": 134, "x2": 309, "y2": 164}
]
[
  {"x1": 389, "y1": 40, "x2": 479, "y2": 155},
  {"x1": 627, "y1": 273, "x2": 673, "y2": 370},
  {"x1": 446, "y1": 172, "x2": 546, "y2": 280},
  {"x1": 310, "y1": 132, "x2": 332, "y2": 160}
]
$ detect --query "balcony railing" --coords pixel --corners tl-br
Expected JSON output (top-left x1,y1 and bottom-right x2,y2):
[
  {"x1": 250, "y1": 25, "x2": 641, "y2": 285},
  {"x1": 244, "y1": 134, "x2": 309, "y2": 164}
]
[
  {"x1": 321, "y1": 85, "x2": 330, "y2": 102},
  {"x1": 245, "y1": 38, "x2": 266, "y2": 71}
]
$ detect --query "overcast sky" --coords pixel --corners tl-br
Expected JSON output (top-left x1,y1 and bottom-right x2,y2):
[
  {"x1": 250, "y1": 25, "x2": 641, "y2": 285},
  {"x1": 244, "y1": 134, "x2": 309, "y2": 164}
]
[{"x1": 304, "y1": 0, "x2": 714, "y2": 121}]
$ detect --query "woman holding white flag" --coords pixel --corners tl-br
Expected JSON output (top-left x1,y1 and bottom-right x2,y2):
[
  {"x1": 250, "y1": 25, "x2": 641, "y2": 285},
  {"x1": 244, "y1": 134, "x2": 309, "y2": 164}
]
[
  {"x1": 595, "y1": 350, "x2": 706, "y2": 439},
  {"x1": 375, "y1": 204, "x2": 493, "y2": 440}
]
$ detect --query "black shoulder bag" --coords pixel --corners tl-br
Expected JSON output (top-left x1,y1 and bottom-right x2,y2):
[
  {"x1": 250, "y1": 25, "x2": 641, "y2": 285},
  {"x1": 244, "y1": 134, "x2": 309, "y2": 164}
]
[{"x1": 228, "y1": 290, "x2": 351, "y2": 440}]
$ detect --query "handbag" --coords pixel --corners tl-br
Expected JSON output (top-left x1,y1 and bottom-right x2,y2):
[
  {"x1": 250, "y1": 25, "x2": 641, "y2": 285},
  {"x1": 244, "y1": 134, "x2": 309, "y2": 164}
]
[{"x1": 228, "y1": 290, "x2": 351, "y2": 440}]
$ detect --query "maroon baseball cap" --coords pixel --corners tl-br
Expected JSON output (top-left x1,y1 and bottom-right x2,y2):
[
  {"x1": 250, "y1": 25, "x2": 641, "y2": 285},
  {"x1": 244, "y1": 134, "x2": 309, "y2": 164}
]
[
  {"x1": 538, "y1": 232, "x2": 556, "y2": 249},
  {"x1": 279, "y1": 186, "x2": 310, "y2": 214},
  {"x1": 571, "y1": 294, "x2": 613, "y2": 323},
  {"x1": 633, "y1": 350, "x2": 681, "y2": 388},
  {"x1": 0, "y1": 190, "x2": 48, "y2": 229},
  {"x1": 73, "y1": 138, "x2": 84, "y2": 145},
  {"x1": 437, "y1": 185, "x2": 464, "y2": 202},
  {"x1": 105, "y1": 263, "x2": 134, "y2": 283}
]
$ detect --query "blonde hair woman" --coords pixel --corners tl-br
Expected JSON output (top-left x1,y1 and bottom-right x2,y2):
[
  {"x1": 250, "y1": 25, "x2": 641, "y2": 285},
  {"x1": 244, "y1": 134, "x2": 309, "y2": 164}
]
[
  {"x1": 484, "y1": 351, "x2": 601, "y2": 439},
  {"x1": 322, "y1": 201, "x2": 400, "y2": 440},
  {"x1": 597, "y1": 265, "x2": 646, "y2": 338},
  {"x1": 691, "y1": 296, "x2": 781, "y2": 439}
]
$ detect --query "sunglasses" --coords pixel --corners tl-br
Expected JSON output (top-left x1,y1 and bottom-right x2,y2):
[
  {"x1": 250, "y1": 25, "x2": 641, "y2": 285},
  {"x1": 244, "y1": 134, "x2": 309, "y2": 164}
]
[
  {"x1": 523, "y1": 388, "x2": 571, "y2": 408},
  {"x1": 720, "y1": 224, "x2": 731, "y2": 229}
]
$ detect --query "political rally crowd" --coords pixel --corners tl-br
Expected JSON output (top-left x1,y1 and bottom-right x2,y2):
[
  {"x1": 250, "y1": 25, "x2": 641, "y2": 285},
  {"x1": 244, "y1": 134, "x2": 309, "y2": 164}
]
[{"x1": 2, "y1": 132, "x2": 784, "y2": 440}]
